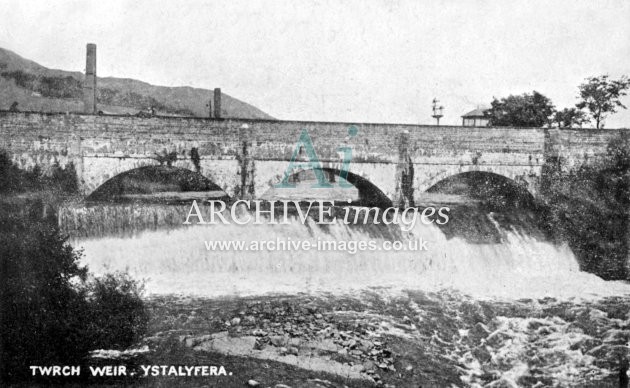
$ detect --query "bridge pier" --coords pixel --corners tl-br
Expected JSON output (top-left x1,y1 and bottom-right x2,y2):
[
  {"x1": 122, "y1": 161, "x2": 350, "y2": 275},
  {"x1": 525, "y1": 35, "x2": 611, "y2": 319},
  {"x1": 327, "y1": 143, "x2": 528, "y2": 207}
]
[
  {"x1": 236, "y1": 124, "x2": 256, "y2": 199},
  {"x1": 394, "y1": 130, "x2": 414, "y2": 207}
]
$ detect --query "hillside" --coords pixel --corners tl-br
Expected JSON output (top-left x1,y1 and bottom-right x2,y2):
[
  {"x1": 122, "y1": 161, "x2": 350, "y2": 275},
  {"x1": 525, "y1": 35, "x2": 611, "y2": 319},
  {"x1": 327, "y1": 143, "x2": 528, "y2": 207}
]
[{"x1": 0, "y1": 47, "x2": 274, "y2": 119}]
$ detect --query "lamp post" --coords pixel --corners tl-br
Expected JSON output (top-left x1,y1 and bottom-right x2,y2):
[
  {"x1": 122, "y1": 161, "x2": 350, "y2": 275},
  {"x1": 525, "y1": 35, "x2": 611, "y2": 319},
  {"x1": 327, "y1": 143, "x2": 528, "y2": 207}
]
[{"x1": 432, "y1": 98, "x2": 444, "y2": 126}]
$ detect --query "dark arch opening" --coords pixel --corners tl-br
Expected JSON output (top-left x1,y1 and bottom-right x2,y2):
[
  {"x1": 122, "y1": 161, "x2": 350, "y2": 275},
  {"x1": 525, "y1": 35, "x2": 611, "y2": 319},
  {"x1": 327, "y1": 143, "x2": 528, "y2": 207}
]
[
  {"x1": 265, "y1": 167, "x2": 393, "y2": 208},
  {"x1": 87, "y1": 166, "x2": 229, "y2": 202},
  {"x1": 426, "y1": 171, "x2": 534, "y2": 209},
  {"x1": 427, "y1": 171, "x2": 540, "y2": 244}
]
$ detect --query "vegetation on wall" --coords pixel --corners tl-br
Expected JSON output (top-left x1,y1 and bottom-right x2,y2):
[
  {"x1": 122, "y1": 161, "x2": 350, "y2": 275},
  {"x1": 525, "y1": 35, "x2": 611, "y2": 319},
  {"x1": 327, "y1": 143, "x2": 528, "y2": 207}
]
[{"x1": 540, "y1": 135, "x2": 630, "y2": 280}]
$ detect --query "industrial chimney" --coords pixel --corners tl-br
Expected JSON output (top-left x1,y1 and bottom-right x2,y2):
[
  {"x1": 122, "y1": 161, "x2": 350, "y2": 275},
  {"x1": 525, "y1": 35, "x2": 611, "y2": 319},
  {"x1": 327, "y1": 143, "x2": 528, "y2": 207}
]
[
  {"x1": 213, "y1": 88, "x2": 222, "y2": 119},
  {"x1": 83, "y1": 43, "x2": 97, "y2": 114}
]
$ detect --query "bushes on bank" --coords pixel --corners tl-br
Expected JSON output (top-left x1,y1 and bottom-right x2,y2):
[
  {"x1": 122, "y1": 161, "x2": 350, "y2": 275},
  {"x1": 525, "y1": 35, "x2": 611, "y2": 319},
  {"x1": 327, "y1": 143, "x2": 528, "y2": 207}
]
[
  {"x1": 0, "y1": 150, "x2": 78, "y2": 194},
  {"x1": 541, "y1": 136, "x2": 630, "y2": 280},
  {"x1": 86, "y1": 272, "x2": 148, "y2": 350},
  {"x1": 0, "y1": 204, "x2": 148, "y2": 382}
]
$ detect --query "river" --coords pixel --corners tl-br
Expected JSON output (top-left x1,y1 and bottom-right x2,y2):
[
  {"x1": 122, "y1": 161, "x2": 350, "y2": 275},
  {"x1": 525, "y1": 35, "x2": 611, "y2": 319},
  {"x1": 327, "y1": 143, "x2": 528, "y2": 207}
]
[
  {"x1": 60, "y1": 199, "x2": 628, "y2": 300},
  {"x1": 58, "y1": 198, "x2": 630, "y2": 386}
]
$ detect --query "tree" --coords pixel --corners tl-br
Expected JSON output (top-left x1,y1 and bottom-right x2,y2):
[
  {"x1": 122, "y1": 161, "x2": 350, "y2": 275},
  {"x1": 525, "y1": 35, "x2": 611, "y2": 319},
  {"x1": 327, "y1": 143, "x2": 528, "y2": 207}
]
[
  {"x1": 554, "y1": 107, "x2": 587, "y2": 128},
  {"x1": 485, "y1": 91, "x2": 555, "y2": 127},
  {"x1": 0, "y1": 156, "x2": 147, "y2": 382},
  {"x1": 0, "y1": 208, "x2": 148, "y2": 381},
  {"x1": 541, "y1": 135, "x2": 630, "y2": 280},
  {"x1": 576, "y1": 75, "x2": 630, "y2": 129}
]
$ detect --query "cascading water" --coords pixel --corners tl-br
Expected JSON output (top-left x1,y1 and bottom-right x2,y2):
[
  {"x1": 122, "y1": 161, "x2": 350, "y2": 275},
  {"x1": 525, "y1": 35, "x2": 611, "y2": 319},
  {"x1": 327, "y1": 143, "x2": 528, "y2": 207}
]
[
  {"x1": 59, "y1": 200, "x2": 630, "y2": 386},
  {"x1": 60, "y1": 201, "x2": 630, "y2": 300}
]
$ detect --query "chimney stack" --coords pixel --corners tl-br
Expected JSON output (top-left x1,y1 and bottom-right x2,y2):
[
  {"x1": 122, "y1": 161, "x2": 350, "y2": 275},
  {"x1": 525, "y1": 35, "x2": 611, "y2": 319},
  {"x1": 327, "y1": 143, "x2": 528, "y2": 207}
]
[
  {"x1": 83, "y1": 43, "x2": 97, "y2": 114},
  {"x1": 213, "y1": 88, "x2": 222, "y2": 119}
]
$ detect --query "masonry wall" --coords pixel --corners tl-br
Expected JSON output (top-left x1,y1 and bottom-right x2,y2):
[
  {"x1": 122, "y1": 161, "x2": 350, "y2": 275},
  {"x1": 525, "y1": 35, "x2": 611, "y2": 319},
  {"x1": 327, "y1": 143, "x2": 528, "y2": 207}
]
[
  {"x1": 0, "y1": 111, "x2": 582, "y2": 165},
  {"x1": 0, "y1": 112, "x2": 245, "y2": 193},
  {"x1": 546, "y1": 128, "x2": 629, "y2": 169},
  {"x1": 0, "y1": 111, "x2": 625, "y2": 198}
]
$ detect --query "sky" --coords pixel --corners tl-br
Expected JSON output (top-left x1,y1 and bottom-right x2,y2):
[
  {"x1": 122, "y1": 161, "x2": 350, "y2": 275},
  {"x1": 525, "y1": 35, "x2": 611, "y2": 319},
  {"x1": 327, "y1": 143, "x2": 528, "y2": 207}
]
[{"x1": 1, "y1": 0, "x2": 629, "y2": 127}]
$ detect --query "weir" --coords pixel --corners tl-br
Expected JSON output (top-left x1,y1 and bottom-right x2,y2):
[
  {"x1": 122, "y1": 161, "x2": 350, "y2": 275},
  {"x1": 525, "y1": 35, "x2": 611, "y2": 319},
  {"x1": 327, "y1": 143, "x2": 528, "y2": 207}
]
[{"x1": 60, "y1": 200, "x2": 629, "y2": 299}]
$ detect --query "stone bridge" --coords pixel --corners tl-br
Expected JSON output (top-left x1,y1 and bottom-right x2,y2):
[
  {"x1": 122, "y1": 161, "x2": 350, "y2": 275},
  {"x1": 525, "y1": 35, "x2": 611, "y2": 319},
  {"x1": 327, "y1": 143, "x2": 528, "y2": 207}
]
[{"x1": 0, "y1": 111, "x2": 626, "y2": 205}]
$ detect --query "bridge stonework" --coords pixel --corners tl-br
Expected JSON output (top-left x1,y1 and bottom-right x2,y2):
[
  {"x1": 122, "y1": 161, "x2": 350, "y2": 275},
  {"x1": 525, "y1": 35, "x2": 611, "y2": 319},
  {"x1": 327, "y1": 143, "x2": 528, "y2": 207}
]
[{"x1": 0, "y1": 111, "x2": 626, "y2": 203}]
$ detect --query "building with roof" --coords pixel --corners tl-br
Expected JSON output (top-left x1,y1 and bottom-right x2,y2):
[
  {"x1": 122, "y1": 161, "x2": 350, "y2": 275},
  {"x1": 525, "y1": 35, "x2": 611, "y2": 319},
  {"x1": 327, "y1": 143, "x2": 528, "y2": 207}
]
[{"x1": 462, "y1": 108, "x2": 489, "y2": 127}]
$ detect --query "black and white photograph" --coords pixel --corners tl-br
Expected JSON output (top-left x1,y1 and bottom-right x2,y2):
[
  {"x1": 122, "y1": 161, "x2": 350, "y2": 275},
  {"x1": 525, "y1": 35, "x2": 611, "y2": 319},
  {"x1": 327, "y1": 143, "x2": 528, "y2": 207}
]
[{"x1": 1, "y1": 1, "x2": 629, "y2": 387}]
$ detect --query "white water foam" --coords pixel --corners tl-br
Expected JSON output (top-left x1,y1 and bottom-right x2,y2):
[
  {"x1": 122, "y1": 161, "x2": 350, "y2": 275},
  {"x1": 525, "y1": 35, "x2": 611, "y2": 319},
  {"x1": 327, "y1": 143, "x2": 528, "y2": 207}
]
[{"x1": 72, "y1": 213, "x2": 630, "y2": 300}]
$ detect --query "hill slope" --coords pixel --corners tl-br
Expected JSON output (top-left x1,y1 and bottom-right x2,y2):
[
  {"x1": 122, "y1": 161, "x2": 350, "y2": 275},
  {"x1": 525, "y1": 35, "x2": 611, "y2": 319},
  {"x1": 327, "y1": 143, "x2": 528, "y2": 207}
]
[{"x1": 0, "y1": 47, "x2": 274, "y2": 119}]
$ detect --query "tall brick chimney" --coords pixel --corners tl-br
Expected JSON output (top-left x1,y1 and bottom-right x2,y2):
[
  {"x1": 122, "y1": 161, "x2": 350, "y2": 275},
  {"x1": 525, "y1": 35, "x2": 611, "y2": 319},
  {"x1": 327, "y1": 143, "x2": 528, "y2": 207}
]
[
  {"x1": 213, "y1": 88, "x2": 222, "y2": 119},
  {"x1": 83, "y1": 43, "x2": 97, "y2": 114}
]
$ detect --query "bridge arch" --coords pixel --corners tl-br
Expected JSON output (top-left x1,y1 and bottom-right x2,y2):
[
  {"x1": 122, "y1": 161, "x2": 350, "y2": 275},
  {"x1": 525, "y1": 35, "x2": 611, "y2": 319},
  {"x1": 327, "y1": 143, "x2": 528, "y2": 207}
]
[
  {"x1": 423, "y1": 169, "x2": 536, "y2": 207},
  {"x1": 417, "y1": 164, "x2": 539, "y2": 197},
  {"x1": 80, "y1": 156, "x2": 242, "y2": 197},
  {"x1": 259, "y1": 166, "x2": 393, "y2": 208},
  {"x1": 87, "y1": 165, "x2": 230, "y2": 202}
]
